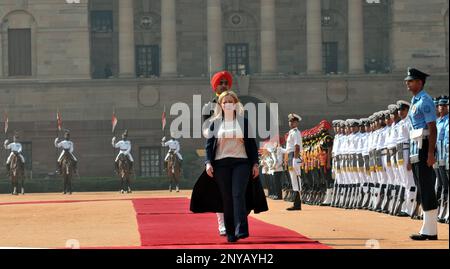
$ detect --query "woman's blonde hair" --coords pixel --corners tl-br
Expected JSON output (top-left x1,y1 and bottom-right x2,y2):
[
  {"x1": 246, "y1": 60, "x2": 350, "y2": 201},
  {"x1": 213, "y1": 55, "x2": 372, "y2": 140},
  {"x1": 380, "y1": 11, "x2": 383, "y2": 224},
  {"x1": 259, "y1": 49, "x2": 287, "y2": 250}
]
[{"x1": 211, "y1": 91, "x2": 245, "y2": 120}]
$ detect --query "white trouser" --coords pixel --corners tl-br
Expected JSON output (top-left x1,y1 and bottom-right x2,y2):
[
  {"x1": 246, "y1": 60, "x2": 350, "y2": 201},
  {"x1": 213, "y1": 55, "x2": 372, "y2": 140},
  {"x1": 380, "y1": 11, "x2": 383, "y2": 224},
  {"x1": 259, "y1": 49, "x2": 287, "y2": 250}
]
[
  {"x1": 382, "y1": 155, "x2": 394, "y2": 185},
  {"x1": 288, "y1": 169, "x2": 301, "y2": 192},
  {"x1": 216, "y1": 213, "x2": 226, "y2": 233},
  {"x1": 420, "y1": 209, "x2": 438, "y2": 236},
  {"x1": 397, "y1": 149, "x2": 417, "y2": 214},
  {"x1": 165, "y1": 151, "x2": 183, "y2": 161},
  {"x1": 115, "y1": 152, "x2": 134, "y2": 162},
  {"x1": 6, "y1": 152, "x2": 25, "y2": 164},
  {"x1": 390, "y1": 155, "x2": 401, "y2": 186},
  {"x1": 58, "y1": 151, "x2": 77, "y2": 162}
]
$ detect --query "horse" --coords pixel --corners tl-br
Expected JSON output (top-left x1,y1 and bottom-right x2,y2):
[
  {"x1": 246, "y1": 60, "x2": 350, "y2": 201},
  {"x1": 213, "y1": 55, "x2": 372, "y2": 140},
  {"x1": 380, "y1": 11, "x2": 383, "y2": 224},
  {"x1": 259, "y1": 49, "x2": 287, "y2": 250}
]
[
  {"x1": 61, "y1": 150, "x2": 75, "y2": 195},
  {"x1": 10, "y1": 153, "x2": 25, "y2": 195},
  {"x1": 117, "y1": 153, "x2": 132, "y2": 194},
  {"x1": 166, "y1": 149, "x2": 181, "y2": 192}
]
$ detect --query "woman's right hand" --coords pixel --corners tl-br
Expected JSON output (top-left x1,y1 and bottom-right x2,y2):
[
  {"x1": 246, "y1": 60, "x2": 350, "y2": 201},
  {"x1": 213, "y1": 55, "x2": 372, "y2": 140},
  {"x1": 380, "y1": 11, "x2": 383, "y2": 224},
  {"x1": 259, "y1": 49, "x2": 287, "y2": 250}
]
[{"x1": 206, "y1": 163, "x2": 214, "y2": 178}]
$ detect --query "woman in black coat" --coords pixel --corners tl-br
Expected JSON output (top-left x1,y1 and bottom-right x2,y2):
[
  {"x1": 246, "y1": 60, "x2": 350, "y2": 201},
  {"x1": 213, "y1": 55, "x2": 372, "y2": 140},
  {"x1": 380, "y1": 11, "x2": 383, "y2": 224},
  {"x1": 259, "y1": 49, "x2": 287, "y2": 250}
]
[{"x1": 190, "y1": 91, "x2": 268, "y2": 243}]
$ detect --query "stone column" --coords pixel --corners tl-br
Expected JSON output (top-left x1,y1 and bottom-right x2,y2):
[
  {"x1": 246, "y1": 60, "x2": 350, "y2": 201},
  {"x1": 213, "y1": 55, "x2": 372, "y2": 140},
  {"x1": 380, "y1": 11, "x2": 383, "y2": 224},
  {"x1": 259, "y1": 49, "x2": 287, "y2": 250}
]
[
  {"x1": 207, "y1": 0, "x2": 224, "y2": 76},
  {"x1": 161, "y1": 0, "x2": 177, "y2": 77},
  {"x1": 348, "y1": 0, "x2": 365, "y2": 74},
  {"x1": 306, "y1": 0, "x2": 323, "y2": 75},
  {"x1": 0, "y1": 30, "x2": 3, "y2": 78},
  {"x1": 260, "y1": 0, "x2": 277, "y2": 74},
  {"x1": 118, "y1": 0, "x2": 135, "y2": 78}
]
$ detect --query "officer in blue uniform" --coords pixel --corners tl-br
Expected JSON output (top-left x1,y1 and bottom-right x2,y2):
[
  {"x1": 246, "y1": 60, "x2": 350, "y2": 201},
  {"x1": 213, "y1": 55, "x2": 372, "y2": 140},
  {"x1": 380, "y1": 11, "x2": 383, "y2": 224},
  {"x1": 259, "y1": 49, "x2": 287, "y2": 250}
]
[
  {"x1": 405, "y1": 67, "x2": 439, "y2": 240},
  {"x1": 435, "y1": 96, "x2": 449, "y2": 222}
]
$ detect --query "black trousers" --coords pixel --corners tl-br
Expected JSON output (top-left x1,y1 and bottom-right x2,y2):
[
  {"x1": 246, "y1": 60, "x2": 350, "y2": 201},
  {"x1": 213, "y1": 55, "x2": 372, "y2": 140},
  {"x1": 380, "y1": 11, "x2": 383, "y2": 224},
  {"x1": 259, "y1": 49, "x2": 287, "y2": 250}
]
[
  {"x1": 214, "y1": 158, "x2": 251, "y2": 237},
  {"x1": 272, "y1": 171, "x2": 283, "y2": 198},
  {"x1": 411, "y1": 139, "x2": 438, "y2": 211}
]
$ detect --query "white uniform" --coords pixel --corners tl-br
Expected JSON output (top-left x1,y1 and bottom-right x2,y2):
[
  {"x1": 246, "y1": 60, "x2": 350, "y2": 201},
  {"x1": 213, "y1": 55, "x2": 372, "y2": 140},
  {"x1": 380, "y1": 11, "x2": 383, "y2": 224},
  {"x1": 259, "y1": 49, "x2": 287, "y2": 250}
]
[
  {"x1": 164, "y1": 139, "x2": 183, "y2": 161},
  {"x1": 396, "y1": 117, "x2": 416, "y2": 215},
  {"x1": 4, "y1": 141, "x2": 25, "y2": 164},
  {"x1": 284, "y1": 128, "x2": 302, "y2": 191},
  {"x1": 55, "y1": 139, "x2": 77, "y2": 162},
  {"x1": 113, "y1": 139, "x2": 134, "y2": 162}
]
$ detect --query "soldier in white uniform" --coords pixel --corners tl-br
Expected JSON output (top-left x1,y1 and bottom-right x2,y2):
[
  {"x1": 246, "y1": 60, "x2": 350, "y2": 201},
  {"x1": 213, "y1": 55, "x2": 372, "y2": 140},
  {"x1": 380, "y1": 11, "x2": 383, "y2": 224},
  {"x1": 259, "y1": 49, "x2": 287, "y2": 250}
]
[
  {"x1": 54, "y1": 131, "x2": 78, "y2": 174},
  {"x1": 112, "y1": 130, "x2": 134, "y2": 172},
  {"x1": 283, "y1": 113, "x2": 303, "y2": 210},
  {"x1": 162, "y1": 133, "x2": 183, "y2": 162},
  {"x1": 4, "y1": 133, "x2": 25, "y2": 175},
  {"x1": 396, "y1": 100, "x2": 418, "y2": 217},
  {"x1": 330, "y1": 120, "x2": 343, "y2": 207}
]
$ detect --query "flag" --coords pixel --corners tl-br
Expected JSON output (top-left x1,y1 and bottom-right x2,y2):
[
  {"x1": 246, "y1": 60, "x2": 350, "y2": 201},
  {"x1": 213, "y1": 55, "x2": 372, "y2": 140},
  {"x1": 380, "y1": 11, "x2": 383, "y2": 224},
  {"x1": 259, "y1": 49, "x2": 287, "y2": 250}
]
[
  {"x1": 162, "y1": 105, "x2": 166, "y2": 131},
  {"x1": 112, "y1": 111, "x2": 118, "y2": 133},
  {"x1": 3, "y1": 112, "x2": 8, "y2": 134},
  {"x1": 57, "y1": 111, "x2": 62, "y2": 131}
]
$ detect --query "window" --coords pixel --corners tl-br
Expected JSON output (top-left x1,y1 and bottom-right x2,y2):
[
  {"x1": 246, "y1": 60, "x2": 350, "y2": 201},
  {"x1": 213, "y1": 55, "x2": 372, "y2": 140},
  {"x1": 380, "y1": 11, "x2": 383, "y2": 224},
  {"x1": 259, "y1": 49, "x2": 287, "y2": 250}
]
[
  {"x1": 91, "y1": 11, "x2": 113, "y2": 33},
  {"x1": 322, "y1": 42, "x2": 338, "y2": 74},
  {"x1": 140, "y1": 147, "x2": 162, "y2": 177},
  {"x1": 8, "y1": 29, "x2": 31, "y2": 76},
  {"x1": 21, "y1": 142, "x2": 32, "y2": 171},
  {"x1": 225, "y1": 44, "x2": 249, "y2": 76},
  {"x1": 136, "y1": 45, "x2": 160, "y2": 78}
]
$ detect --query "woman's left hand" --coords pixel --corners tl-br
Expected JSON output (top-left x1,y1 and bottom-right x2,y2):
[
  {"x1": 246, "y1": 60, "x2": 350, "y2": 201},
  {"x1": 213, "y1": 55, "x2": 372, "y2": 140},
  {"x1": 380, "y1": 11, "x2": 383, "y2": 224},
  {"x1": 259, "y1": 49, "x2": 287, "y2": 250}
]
[{"x1": 252, "y1": 164, "x2": 259, "y2": 179}]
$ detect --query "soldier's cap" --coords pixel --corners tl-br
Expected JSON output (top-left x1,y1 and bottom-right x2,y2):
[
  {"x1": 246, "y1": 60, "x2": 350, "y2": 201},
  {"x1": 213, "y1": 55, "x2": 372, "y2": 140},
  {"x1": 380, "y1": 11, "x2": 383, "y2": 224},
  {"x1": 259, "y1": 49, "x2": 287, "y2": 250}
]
[
  {"x1": 361, "y1": 118, "x2": 370, "y2": 126},
  {"x1": 438, "y1": 96, "x2": 449, "y2": 105},
  {"x1": 64, "y1": 129, "x2": 70, "y2": 134},
  {"x1": 288, "y1": 113, "x2": 302, "y2": 122},
  {"x1": 353, "y1": 119, "x2": 362, "y2": 127},
  {"x1": 433, "y1": 97, "x2": 440, "y2": 106},
  {"x1": 396, "y1": 100, "x2": 411, "y2": 110},
  {"x1": 122, "y1": 129, "x2": 128, "y2": 137},
  {"x1": 404, "y1": 67, "x2": 430, "y2": 81},
  {"x1": 383, "y1": 110, "x2": 391, "y2": 118},
  {"x1": 388, "y1": 104, "x2": 399, "y2": 114}
]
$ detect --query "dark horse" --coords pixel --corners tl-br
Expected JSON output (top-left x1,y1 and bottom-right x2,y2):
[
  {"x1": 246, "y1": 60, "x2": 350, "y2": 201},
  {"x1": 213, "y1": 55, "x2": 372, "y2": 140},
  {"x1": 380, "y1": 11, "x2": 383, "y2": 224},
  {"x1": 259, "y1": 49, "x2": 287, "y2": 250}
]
[
  {"x1": 61, "y1": 150, "x2": 75, "y2": 194},
  {"x1": 10, "y1": 153, "x2": 25, "y2": 195},
  {"x1": 117, "y1": 153, "x2": 132, "y2": 194},
  {"x1": 166, "y1": 149, "x2": 181, "y2": 192}
]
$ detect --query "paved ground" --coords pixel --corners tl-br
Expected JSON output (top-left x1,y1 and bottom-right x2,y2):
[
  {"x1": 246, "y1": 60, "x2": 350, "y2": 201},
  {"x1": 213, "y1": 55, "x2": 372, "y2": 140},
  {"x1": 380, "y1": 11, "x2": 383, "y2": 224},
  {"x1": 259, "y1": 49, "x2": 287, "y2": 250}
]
[{"x1": 0, "y1": 190, "x2": 448, "y2": 249}]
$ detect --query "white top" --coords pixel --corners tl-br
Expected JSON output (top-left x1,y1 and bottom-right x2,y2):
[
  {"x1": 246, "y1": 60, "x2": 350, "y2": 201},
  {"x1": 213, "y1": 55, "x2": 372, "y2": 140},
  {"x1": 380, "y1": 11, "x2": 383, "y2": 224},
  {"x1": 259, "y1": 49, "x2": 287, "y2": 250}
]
[
  {"x1": 4, "y1": 142, "x2": 22, "y2": 153},
  {"x1": 386, "y1": 123, "x2": 399, "y2": 149},
  {"x1": 396, "y1": 118, "x2": 411, "y2": 144},
  {"x1": 114, "y1": 140, "x2": 132, "y2": 155},
  {"x1": 164, "y1": 139, "x2": 181, "y2": 152},
  {"x1": 285, "y1": 128, "x2": 302, "y2": 153},
  {"x1": 214, "y1": 120, "x2": 247, "y2": 160},
  {"x1": 55, "y1": 139, "x2": 74, "y2": 153},
  {"x1": 361, "y1": 133, "x2": 370, "y2": 156},
  {"x1": 376, "y1": 127, "x2": 388, "y2": 150}
]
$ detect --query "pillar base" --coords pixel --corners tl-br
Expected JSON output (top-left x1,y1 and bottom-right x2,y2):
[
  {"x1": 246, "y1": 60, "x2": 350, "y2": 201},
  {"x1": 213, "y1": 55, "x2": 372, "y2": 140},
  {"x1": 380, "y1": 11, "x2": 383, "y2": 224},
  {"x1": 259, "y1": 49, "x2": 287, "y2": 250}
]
[{"x1": 160, "y1": 72, "x2": 178, "y2": 78}]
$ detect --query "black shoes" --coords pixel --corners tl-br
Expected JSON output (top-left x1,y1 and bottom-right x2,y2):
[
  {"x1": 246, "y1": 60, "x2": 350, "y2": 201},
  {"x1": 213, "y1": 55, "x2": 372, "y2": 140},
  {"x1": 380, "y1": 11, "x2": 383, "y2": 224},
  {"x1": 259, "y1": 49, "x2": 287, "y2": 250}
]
[
  {"x1": 227, "y1": 235, "x2": 238, "y2": 243},
  {"x1": 286, "y1": 206, "x2": 301, "y2": 211},
  {"x1": 237, "y1": 233, "x2": 249, "y2": 240},
  {"x1": 410, "y1": 234, "x2": 438, "y2": 241}
]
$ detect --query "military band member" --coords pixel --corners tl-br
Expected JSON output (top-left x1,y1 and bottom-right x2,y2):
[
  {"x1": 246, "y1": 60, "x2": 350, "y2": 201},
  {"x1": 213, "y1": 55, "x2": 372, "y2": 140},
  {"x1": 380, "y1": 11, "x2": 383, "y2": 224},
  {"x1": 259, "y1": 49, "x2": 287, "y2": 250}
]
[{"x1": 405, "y1": 67, "x2": 439, "y2": 240}]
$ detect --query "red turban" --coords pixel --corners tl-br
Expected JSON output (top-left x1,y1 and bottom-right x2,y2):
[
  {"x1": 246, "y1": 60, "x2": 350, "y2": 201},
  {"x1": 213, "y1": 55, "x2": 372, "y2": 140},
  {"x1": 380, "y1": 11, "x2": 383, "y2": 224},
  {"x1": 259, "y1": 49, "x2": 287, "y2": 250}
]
[{"x1": 211, "y1": 71, "x2": 233, "y2": 92}]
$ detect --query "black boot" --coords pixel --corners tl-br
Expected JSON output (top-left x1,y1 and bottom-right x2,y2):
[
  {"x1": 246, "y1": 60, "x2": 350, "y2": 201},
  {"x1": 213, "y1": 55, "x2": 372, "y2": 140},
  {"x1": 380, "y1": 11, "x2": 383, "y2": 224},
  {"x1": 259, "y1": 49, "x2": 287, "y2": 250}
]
[
  {"x1": 287, "y1": 192, "x2": 302, "y2": 210},
  {"x1": 6, "y1": 163, "x2": 10, "y2": 176}
]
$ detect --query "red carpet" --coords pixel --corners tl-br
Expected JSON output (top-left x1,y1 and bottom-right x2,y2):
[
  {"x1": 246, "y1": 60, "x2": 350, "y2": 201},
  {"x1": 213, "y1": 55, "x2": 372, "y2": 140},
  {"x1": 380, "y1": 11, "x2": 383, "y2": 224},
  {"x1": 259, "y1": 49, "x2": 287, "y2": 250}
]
[{"x1": 132, "y1": 198, "x2": 331, "y2": 249}]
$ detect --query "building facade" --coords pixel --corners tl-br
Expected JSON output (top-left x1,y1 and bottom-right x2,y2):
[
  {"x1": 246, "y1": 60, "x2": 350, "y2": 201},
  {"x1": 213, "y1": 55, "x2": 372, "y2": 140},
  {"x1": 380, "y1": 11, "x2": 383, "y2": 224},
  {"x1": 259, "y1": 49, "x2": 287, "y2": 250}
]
[{"x1": 0, "y1": 0, "x2": 448, "y2": 178}]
